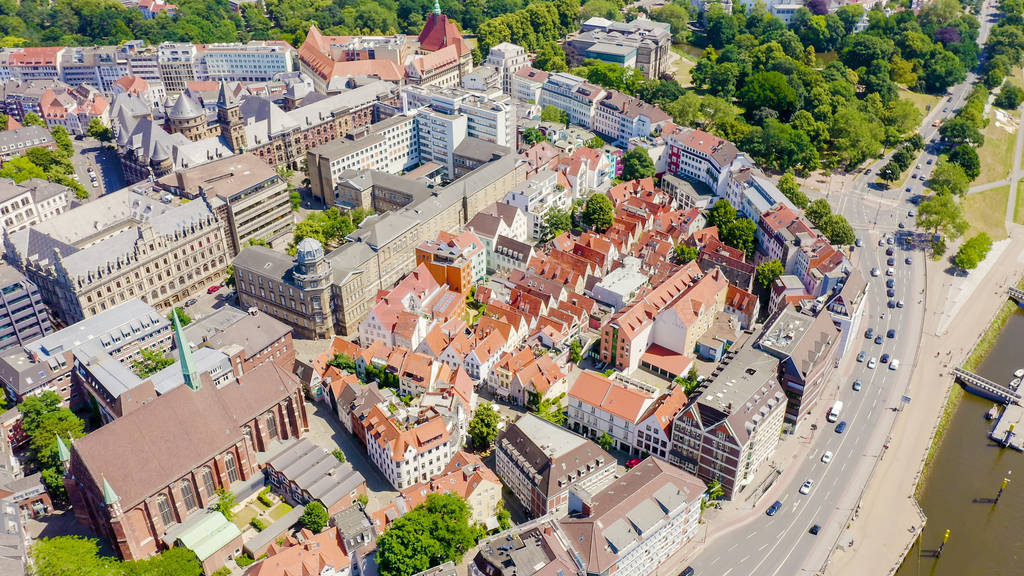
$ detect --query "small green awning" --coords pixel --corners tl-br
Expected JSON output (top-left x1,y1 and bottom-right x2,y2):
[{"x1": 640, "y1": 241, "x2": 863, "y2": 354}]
[{"x1": 174, "y1": 510, "x2": 241, "y2": 561}]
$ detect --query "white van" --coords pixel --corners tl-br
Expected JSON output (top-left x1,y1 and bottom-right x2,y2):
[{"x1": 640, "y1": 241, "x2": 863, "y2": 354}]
[{"x1": 827, "y1": 400, "x2": 843, "y2": 423}]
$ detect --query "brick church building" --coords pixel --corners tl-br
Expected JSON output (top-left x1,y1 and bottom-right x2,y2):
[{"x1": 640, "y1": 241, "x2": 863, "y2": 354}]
[{"x1": 62, "y1": 313, "x2": 309, "y2": 562}]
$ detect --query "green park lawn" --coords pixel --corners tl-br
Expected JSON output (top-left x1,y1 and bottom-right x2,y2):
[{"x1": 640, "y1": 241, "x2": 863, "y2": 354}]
[
  {"x1": 231, "y1": 506, "x2": 260, "y2": 530},
  {"x1": 670, "y1": 44, "x2": 700, "y2": 86},
  {"x1": 269, "y1": 503, "x2": 293, "y2": 520},
  {"x1": 964, "y1": 184, "x2": 1009, "y2": 241},
  {"x1": 975, "y1": 115, "x2": 1016, "y2": 186},
  {"x1": 897, "y1": 87, "x2": 939, "y2": 117},
  {"x1": 1014, "y1": 182, "x2": 1024, "y2": 225}
]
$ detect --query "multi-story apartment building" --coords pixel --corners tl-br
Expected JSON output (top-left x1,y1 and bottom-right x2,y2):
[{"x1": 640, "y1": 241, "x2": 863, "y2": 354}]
[
  {"x1": 415, "y1": 230, "x2": 487, "y2": 294},
  {"x1": 363, "y1": 404, "x2": 462, "y2": 490},
  {"x1": 415, "y1": 108, "x2": 467, "y2": 178},
  {"x1": 566, "y1": 18, "x2": 672, "y2": 79},
  {"x1": 403, "y1": 85, "x2": 515, "y2": 148},
  {"x1": 8, "y1": 47, "x2": 65, "y2": 82},
  {"x1": 4, "y1": 183, "x2": 230, "y2": 324},
  {"x1": 756, "y1": 305, "x2": 841, "y2": 428},
  {"x1": 0, "y1": 126, "x2": 57, "y2": 165},
  {"x1": 560, "y1": 458, "x2": 705, "y2": 576},
  {"x1": 60, "y1": 46, "x2": 128, "y2": 92},
  {"x1": 307, "y1": 114, "x2": 419, "y2": 203},
  {"x1": 157, "y1": 43, "x2": 197, "y2": 93},
  {"x1": 0, "y1": 299, "x2": 172, "y2": 408},
  {"x1": 756, "y1": 203, "x2": 818, "y2": 273},
  {"x1": 495, "y1": 413, "x2": 616, "y2": 518},
  {"x1": 400, "y1": 451, "x2": 502, "y2": 526},
  {"x1": 39, "y1": 84, "x2": 110, "y2": 135},
  {"x1": 723, "y1": 158, "x2": 794, "y2": 221},
  {"x1": 483, "y1": 43, "x2": 530, "y2": 95},
  {"x1": 501, "y1": 170, "x2": 571, "y2": 241},
  {"x1": 0, "y1": 79, "x2": 66, "y2": 122},
  {"x1": 236, "y1": 154, "x2": 525, "y2": 337},
  {"x1": 0, "y1": 266, "x2": 52, "y2": 353},
  {"x1": 538, "y1": 72, "x2": 606, "y2": 130},
  {"x1": 670, "y1": 345, "x2": 787, "y2": 499},
  {"x1": 567, "y1": 371, "x2": 655, "y2": 454},
  {"x1": 823, "y1": 269, "x2": 868, "y2": 357},
  {"x1": 0, "y1": 177, "x2": 69, "y2": 238},
  {"x1": 662, "y1": 123, "x2": 740, "y2": 195},
  {"x1": 195, "y1": 42, "x2": 294, "y2": 83},
  {"x1": 592, "y1": 89, "x2": 671, "y2": 146},
  {"x1": 157, "y1": 153, "x2": 295, "y2": 255}
]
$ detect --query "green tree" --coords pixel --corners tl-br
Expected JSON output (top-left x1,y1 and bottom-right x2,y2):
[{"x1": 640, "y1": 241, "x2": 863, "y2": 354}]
[
  {"x1": 377, "y1": 493, "x2": 483, "y2": 576},
  {"x1": 939, "y1": 117, "x2": 984, "y2": 147},
  {"x1": 332, "y1": 449, "x2": 347, "y2": 463},
  {"x1": 533, "y1": 41, "x2": 568, "y2": 72},
  {"x1": 879, "y1": 161, "x2": 901, "y2": 185},
  {"x1": 19, "y1": 391, "x2": 86, "y2": 502},
  {"x1": 737, "y1": 71, "x2": 799, "y2": 120},
  {"x1": 954, "y1": 232, "x2": 993, "y2": 270},
  {"x1": 929, "y1": 161, "x2": 969, "y2": 196},
  {"x1": 522, "y1": 127, "x2": 547, "y2": 145},
  {"x1": 673, "y1": 243, "x2": 699, "y2": 264},
  {"x1": 539, "y1": 206, "x2": 572, "y2": 242},
  {"x1": 30, "y1": 536, "x2": 110, "y2": 576},
  {"x1": 597, "y1": 432, "x2": 614, "y2": 452},
  {"x1": 51, "y1": 126, "x2": 73, "y2": 157},
  {"x1": 22, "y1": 112, "x2": 45, "y2": 127},
  {"x1": 569, "y1": 338, "x2": 583, "y2": 363},
  {"x1": 674, "y1": 366, "x2": 700, "y2": 395},
  {"x1": 721, "y1": 217, "x2": 757, "y2": 255},
  {"x1": 540, "y1": 105, "x2": 569, "y2": 125},
  {"x1": 804, "y1": 198, "x2": 832, "y2": 228},
  {"x1": 0, "y1": 156, "x2": 46, "y2": 182},
  {"x1": 995, "y1": 84, "x2": 1024, "y2": 110},
  {"x1": 706, "y1": 199, "x2": 737, "y2": 230},
  {"x1": 755, "y1": 259, "x2": 785, "y2": 289},
  {"x1": 468, "y1": 401, "x2": 500, "y2": 450},
  {"x1": 777, "y1": 172, "x2": 808, "y2": 209},
  {"x1": 917, "y1": 192, "x2": 968, "y2": 242},
  {"x1": 620, "y1": 147, "x2": 655, "y2": 181},
  {"x1": 947, "y1": 144, "x2": 981, "y2": 180},
  {"x1": 584, "y1": 136, "x2": 605, "y2": 149},
  {"x1": 532, "y1": 393, "x2": 565, "y2": 425},
  {"x1": 328, "y1": 353, "x2": 356, "y2": 372},
  {"x1": 496, "y1": 501, "x2": 512, "y2": 530},
  {"x1": 301, "y1": 501, "x2": 330, "y2": 533},
  {"x1": 224, "y1": 265, "x2": 235, "y2": 287},
  {"x1": 132, "y1": 348, "x2": 174, "y2": 377},
  {"x1": 819, "y1": 213, "x2": 856, "y2": 245},
  {"x1": 168, "y1": 307, "x2": 192, "y2": 326},
  {"x1": 86, "y1": 118, "x2": 113, "y2": 142},
  {"x1": 651, "y1": 4, "x2": 690, "y2": 42},
  {"x1": 215, "y1": 488, "x2": 236, "y2": 520},
  {"x1": 581, "y1": 193, "x2": 615, "y2": 232}
]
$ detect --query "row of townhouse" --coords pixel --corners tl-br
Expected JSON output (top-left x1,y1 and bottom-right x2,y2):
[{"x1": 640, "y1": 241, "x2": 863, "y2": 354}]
[{"x1": 0, "y1": 41, "x2": 295, "y2": 95}]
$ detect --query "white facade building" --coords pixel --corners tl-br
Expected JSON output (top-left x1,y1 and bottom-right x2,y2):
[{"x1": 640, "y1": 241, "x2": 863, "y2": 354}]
[
  {"x1": 538, "y1": 72, "x2": 606, "y2": 130},
  {"x1": 483, "y1": 43, "x2": 530, "y2": 95}
]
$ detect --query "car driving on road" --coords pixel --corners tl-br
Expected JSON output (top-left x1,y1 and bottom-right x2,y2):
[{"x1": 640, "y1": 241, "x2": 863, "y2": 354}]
[
  {"x1": 821, "y1": 451, "x2": 833, "y2": 463},
  {"x1": 767, "y1": 501, "x2": 782, "y2": 516},
  {"x1": 799, "y1": 480, "x2": 814, "y2": 495}
]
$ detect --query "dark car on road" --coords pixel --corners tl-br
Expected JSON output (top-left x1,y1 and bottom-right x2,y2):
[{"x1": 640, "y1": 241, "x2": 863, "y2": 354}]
[
  {"x1": 881, "y1": 353, "x2": 891, "y2": 364},
  {"x1": 886, "y1": 247, "x2": 895, "y2": 256},
  {"x1": 767, "y1": 501, "x2": 782, "y2": 516},
  {"x1": 865, "y1": 328, "x2": 874, "y2": 339},
  {"x1": 886, "y1": 278, "x2": 895, "y2": 288},
  {"x1": 836, "y1": 421, "x2": 847, "y2": 434},
  {"x1": 888, "y1": 329, "x2": 896, "y2": 338},
  {"x1": 809, "y1": 525, "x2": 821, "y2": 535}
]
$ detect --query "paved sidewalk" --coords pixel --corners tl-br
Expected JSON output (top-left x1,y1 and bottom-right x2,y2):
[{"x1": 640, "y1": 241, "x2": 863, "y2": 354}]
[{"x1": 827, "y1": 229, "x2": 1024, "y2": 576}]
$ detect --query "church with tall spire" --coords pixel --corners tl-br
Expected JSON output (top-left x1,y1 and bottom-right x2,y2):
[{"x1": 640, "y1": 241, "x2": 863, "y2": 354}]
[{"x1": 62, "y1": 318, "x2": 309, "y2": 565}]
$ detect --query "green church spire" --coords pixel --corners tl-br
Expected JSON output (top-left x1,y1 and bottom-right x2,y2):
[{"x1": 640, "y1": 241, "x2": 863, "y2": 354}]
[
  {"x1": 173, "y1": 309, "x2": 199, "y2": 390},
  {"x1": 433, "y1": 0, "x2": 441, "y2": 15},
  {"x1": 56, "y1": 435, "x2": 70, "y2": 463},
  {"x1": 102, "y1": 476, "x2": 119, "y2": 505}
]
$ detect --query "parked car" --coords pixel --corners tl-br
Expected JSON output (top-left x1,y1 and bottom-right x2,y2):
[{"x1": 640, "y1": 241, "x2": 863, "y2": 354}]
[
  {"x1": 855, "y1": 238, "x2": 864, "y2": 247},
  {"x1": 91, "y1": 181, "x2": 98, "y2": 188},
  {"x1": 207, "y1": 285, "x2": 221, "y2": 294},
  {"x1": 887, "y1": 288, "x2": 896, "y2": 298},
  {"x1": 868, "y1": 357, "x2": 877, "y2": 369},
  {"x1": 626, "y1": 458, "x2": 641, "y2": 469},
  {"x1": 857, "y1": 351, "x2": 866, "y2": 362},
  {"x1": 184, "y1": 298, "x2": 198, "y2": 307},
  {"x1": 890, "y1": 359, "x2": 901, "y2": 370},
  {"x1": 836, "y1": 421, "x2": 847, "y2": 433},
  {"x1": 881, "y1": 353, "x2": 891, "y2": 364},
  {"x1": 887, "y1": 257, "x2": 895, "y2": 266},
  {"x1": 887, "y1": 237, "x2": 895, "y2": 245},
  {"x1": 767, "y1": 501, "x2": 783, "y2": 516},
  {"x1": 887, "y1": 267, "x2": 895, "y2": 276},
  {"x1": 886, "y1": 279, "x2": 895, "y2": 288},
  {"x1": 897, "y1": 300, "x2": 905, "y2": 308},
  {"x1": 871, "y1": 267, "x2": 881, "y2": 277},
  {"x1": 886, "y1": 247, "x2": 895, "y2": 256}
]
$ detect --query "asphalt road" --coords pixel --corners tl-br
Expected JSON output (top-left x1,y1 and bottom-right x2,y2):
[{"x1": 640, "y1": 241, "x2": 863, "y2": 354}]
[{"x1": 689, "y1": 2, "x2": 1000, "y2": 574}]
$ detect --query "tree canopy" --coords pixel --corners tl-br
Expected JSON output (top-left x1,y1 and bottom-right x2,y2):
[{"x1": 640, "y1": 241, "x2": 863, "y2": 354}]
[
  {"x1": 31, "y1": 536, "x2": 202, "y2": 576},
  {"x1": 377, "y1": 493, "x2": 483, "y2": 576},
  {"x1": 468, "y1": 402, "x2": 500, "y2": 450},
  {"x1": 755, "y1": 259, "x2": 785, "y2": 289},
  {"x1": 19, "y1": 391, "x2": 86, "y2": 502},
  {"x1": 620, "y1": 147, "x2": 656, "y2": 181},
  {"x1": 301, "y1": 501, "x2": 330, "y2": 533},
  {"x1": 581, "y1": 193, "x2": 615, "y2": 233},
  {"x1": 954, "y1": 232, "x2": 993, "y2": 270}
]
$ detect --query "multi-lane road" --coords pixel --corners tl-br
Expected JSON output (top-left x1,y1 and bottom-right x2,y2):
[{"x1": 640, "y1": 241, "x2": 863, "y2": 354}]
[{"x1": 689, "y1": 2, "x2": 1002, "y2": 574}]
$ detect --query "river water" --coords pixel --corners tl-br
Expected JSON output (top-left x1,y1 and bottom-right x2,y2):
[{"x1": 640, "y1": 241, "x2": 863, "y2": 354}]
[{"x1": 896, "y1": 309, "x2": 1024, "y2": 576}]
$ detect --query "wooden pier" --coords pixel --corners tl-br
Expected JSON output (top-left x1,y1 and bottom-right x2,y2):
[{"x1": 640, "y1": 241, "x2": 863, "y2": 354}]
[{"x1": 990, "y1": 405, "x2": 1024, "y2": 450}]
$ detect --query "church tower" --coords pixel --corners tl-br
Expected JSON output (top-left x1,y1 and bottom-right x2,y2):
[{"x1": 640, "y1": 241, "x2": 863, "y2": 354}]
[{"x1": 217, "y1": 82, "x2": 246, "y2": 153}]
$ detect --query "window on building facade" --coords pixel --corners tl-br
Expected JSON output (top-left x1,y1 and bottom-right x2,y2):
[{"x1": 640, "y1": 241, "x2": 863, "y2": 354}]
[
  {"x1": 200, "y1": 466, "x2": 216, "y2": 496},
  {"x1": 224, "y1": 452, "x2": 239, "y2": 483},
  {"x1": 156, "y1": 494, "x2": 174, "y2": 525},
  {"x1": 181, "y1": 480, "x2": 197, "y2": 511},
  {"x1": 266, "y1": 414, "x2": 278, "y2": 440}
]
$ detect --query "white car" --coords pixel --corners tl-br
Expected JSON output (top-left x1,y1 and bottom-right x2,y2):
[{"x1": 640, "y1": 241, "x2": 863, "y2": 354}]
[
  {"x1": 799, "y1": 480, "x2": 814, "y2": 495},
  {"x1": 871, "y1": 267, "x2": 880, "y2": 277},
  {"x1": 890, "y1": 359, "x2": 901, "y2": 370},
  {"x1": 91, "y1": 180, "x2": 99, "y2": 188},
  {"x1": 821, "y1": 451, "x2": 833, "y2": 464},
  {"x1": 868, "y1": 357, "x2": 877, "y2": 369},
  {"x1": 886, "y1": 267, "x2": 895, "y2": 276}
]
